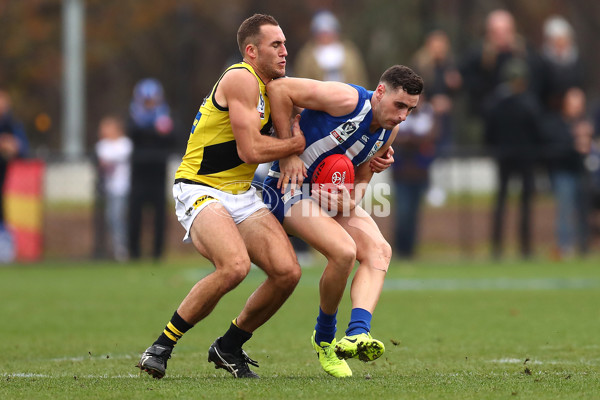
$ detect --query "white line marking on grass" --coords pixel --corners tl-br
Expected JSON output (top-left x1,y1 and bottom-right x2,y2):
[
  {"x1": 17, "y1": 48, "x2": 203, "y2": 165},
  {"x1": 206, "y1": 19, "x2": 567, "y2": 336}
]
[
  {"x1": 383, "y1": 278, "x2": 600, "y2": 291},
  {"x1": 490, "y1": 358, "x2": 542, "y2": 365},
  {"x1": 3, "y1": 373, "x2": 52, "y2": 378},
  {"x1": 488, "y1": 358, "x2": 598, "y2": 366}
]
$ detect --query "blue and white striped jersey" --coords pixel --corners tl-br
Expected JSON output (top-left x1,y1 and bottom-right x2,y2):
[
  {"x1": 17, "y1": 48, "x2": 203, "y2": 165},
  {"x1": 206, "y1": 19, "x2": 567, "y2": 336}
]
[{"x1": 268, "y1": 84, "x2": 391, "y2": 180}]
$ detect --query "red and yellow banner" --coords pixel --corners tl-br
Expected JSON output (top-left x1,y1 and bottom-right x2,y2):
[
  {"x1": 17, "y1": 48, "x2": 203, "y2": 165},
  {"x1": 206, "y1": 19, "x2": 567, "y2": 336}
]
[{"x1": 4, "y1": 159, "x2": 44, "y2": 262}]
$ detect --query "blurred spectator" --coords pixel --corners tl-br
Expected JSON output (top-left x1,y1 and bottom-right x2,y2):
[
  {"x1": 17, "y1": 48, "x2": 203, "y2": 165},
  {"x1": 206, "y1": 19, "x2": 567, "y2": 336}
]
[
  {"x1": 407, "y1": 29, "x2": 462, "y2": 233},
  {"x1": 538, "y1": 15, "x2": 584, "y2": 113},
  {"x1": 127, "y1": 78, "x2": 175, "y2": 261},
  {"x1": 0, "y1": 89, "x2": 29, "y2": 263},
  {"x1": 410, "y1": 29, "x2": 462, "y2": 152},
  {"x1": 483, "y1": 58, "x2": 544, "y2": 260},
  {"x1": 541, "y1": 87, "x2": 593, "y2": 259},
  {"x1": 392, "y1": 94, "x2": 440, "y2": 259},
  {"x1": 596, "y1": 105, "x2": 600, "y2": 139},
  {"x1": 95, "y1": 116, "x2": 132, "y2": 262},
  {"x1": 294, "y1": 10, "x2": 369, "y2": 86},
  {"x1": 460, "y1": 9, "x2": 542, "y2": 260},
  {"x1": 587, "y1": 135, "x2": 600, "y2": 238},
  {"x1": 460, "y1": 9, "x2": 540, "y2": 119}
]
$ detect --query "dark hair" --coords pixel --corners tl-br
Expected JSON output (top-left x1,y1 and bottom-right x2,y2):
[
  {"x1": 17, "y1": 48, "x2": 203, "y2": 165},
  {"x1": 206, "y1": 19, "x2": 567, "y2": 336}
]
[
  {"x1": 379, "y1": 65, "x2": 424, "y2": 95},
  {"x1": 237, "y1": 14, "x2": 279, "y2": 57}
]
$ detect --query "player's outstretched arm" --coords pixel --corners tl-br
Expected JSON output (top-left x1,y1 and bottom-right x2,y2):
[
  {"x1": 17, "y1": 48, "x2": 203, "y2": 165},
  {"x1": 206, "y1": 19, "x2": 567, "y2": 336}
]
[
  {"x1": 267, "y1": 77, "x2": 359, "y2": 118},
  {"x1": 222, "y1": 69, "x2": 304, "y2": 164}
]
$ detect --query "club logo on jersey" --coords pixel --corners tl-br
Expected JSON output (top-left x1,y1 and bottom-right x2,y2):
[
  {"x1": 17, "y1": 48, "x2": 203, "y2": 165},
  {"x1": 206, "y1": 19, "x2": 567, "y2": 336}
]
[
  {"x1": 330, "y1": 121, "x2": 358, "y2": 143},
  {"x1": 366, "y1": 140, "x2": 384, "y2": 160},
  {"x1": 360, "y1": 135, "x2": 369, "y2": 143},
  {"x1": 257, "y1": 93, "x2": 266, "y2": 119},
  {"x1": 190, "y1": 110, "x2": 202, "y2": 135}
]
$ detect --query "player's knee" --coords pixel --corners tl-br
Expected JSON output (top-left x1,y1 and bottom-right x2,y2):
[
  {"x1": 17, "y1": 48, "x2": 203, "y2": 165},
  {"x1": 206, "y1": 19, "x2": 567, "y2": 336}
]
[
  {"x1": 371, "y1": 239, "x2": 392, "y2": 272},
  {"x1": 217, "y1": 256, "x2": 251, "y2": 288},
  {"x1": 380, "y1": 240, "x2": 393, "y2": 265},
  {"x1": 282, "y1": 262, "x2": 303, "y2": 290},
  {"x1": 357, "y1": 237, "x2": 392, "y2": 271},
  {"x1": 327, "y1": 239, "x2": 357, "y2": 272},
  {"x1": 273, "y1": 258, "x2": 302, "y2": 291}
]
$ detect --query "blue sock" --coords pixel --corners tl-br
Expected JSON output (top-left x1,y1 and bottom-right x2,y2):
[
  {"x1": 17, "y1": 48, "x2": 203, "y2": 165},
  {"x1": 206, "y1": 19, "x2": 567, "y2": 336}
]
[
  {"x1": 345, "y1": 308, "x2": 372, "y2": 336},
  {"x1": 314, "y1": 308, "x2": 337, "y2": 344}
]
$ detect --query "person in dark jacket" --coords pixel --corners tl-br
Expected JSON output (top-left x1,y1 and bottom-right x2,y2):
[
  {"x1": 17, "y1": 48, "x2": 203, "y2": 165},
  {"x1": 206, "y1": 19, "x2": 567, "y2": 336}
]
[
  {"x1": 460, "y1": 9, "x2": 540, "y2": 119},
  {"x1": 127, "y1": 78, "x2": 175, "y2": 261},
  {"x1": 541, "y1": 87, "x2": 593, "y2": 258},
  {"x1": 538, "y1": 15, "x2": 584, "y2": 114},
  {"x1": 483, "y1": 58, "x2": 543, "y2": 259}
]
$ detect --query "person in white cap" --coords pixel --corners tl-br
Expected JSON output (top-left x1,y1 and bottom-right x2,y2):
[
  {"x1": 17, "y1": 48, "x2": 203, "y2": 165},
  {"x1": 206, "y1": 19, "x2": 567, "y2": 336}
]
[
  {"x1": 294, "y1": 10, "x2": 368, "y2": 87},
  {"x1": 539, "y1": 15, "x2": 584, "y2": 113}
]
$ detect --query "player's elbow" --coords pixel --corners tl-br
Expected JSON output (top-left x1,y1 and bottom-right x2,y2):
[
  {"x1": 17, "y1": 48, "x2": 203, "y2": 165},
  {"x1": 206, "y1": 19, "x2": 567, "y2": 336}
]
[
  {"x1": 266, "y1": 78, "x2": 285, "y2": 96},
  {"x1": 237, "y1": 146, "x2": 261, "y2": 164}
]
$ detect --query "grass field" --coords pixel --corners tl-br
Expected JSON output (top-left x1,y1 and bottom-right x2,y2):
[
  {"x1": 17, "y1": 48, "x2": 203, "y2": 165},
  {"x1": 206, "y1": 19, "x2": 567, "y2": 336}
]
[{"x1": 1, "y1": 256, "x2": 599, "y2": 399}]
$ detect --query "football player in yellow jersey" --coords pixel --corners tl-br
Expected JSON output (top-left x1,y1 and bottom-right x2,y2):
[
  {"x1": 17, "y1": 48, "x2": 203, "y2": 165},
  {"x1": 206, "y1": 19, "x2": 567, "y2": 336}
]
[{"x1": 136, "y1": 14, "x2": 305, "y2": 379}]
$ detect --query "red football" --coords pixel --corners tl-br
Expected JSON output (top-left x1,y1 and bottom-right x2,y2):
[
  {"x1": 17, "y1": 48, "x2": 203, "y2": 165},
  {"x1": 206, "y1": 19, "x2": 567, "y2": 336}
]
[{"x1": 311, "y1": 154, "x2": 355, "y2": 190}]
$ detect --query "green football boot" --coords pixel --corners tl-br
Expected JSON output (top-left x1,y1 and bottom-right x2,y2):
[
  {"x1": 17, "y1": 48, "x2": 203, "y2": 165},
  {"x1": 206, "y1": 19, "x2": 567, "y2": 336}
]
[
  {"x1": 311, "y1": 331, "x2": 352, "y2": 378},
  {"x1": 335, "y1": 332, "x2": 385, "y2": 362}
]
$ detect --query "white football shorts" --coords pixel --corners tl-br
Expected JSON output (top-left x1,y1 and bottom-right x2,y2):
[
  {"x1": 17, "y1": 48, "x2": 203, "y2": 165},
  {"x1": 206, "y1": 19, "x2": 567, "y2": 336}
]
[{"x1": 173, "y1": 182, "x2": 267, "y2": 243}]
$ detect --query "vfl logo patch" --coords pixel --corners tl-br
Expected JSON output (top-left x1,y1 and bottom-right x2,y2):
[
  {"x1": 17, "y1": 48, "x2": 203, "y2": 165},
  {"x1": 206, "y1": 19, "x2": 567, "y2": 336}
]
[
  {"x1": 341, "y1": 121, "x2": 358, "y2": 134},
  {"x1": 185, "y1": 195, "x2": 216, "y2": 216},
  {"x1": 330, "y1": 121, "x2": 358, "y2": 143}
]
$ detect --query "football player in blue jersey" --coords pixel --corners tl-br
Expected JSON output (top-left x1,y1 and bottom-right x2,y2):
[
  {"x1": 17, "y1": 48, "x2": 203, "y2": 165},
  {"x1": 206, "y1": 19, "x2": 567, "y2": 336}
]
[{"x1": 264, "y1": 65, "x2": 423, "y2": 377}]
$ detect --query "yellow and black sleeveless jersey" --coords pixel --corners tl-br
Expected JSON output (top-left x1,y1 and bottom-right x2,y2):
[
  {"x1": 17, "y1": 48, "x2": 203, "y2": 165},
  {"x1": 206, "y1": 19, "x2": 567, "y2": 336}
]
[{"x1": 175, "y1": 62, "x2": 272, "y2": 194}]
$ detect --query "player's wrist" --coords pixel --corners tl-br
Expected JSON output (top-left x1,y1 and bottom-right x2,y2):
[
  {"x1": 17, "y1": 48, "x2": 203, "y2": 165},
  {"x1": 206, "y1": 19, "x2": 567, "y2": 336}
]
[{"x1": 292, "y1": 136, "x2": 305, "y2": 154}]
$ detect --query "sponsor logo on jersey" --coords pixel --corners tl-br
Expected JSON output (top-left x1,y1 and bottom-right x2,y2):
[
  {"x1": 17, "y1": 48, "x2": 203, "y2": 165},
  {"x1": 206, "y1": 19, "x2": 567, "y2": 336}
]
[
  {"x1": 361, "y1": 135, "x2": 369, "y2": 143},
  {"x1": 366, "y1": 140, "x2": 384, "y2": 159}
]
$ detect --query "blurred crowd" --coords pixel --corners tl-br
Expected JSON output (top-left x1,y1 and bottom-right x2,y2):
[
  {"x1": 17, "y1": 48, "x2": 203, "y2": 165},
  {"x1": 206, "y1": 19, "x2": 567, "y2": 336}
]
[
  {"x1": 291, "y1": 9, "x2": 600, "y2": 261},
  {"x1": 94, "y1": 78, "x2": 175, "y2": 262},
  {"x1": 2, "y1": 8, "x2": 600, "y2": 263}
]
